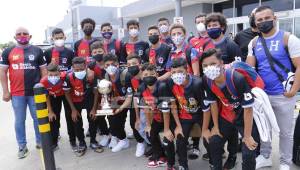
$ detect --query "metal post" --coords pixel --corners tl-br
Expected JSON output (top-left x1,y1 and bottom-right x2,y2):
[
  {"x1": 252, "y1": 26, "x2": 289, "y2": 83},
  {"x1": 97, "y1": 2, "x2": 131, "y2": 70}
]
[
  {"x1": 34, "y1": 83, "x2": 56, "y2": 170},
  {"x1": 175, "y1": 0, "x2": 182, "y2": 17}
]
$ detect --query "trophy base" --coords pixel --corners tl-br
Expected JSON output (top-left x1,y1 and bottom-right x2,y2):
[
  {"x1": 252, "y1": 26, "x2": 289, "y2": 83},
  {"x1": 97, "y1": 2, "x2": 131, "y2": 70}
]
[{"x1": 96, "y1": 109, "x2": 114, "y2": 116}]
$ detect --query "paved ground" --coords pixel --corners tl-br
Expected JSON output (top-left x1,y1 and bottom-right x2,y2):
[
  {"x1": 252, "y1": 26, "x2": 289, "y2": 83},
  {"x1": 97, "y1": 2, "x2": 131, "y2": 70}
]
[{"x1": 0, "y1": 89, "x2": 299, "y2": 170}]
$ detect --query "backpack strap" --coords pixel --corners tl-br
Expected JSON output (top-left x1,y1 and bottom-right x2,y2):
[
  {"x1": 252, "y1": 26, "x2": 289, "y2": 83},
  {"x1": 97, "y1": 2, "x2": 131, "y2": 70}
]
[
  {"x1": 283, "y1": 32, "x2": 290, "y2": 55},
  {"x1": 225, "y1": 69, "x2": 238, "y2": 97}
]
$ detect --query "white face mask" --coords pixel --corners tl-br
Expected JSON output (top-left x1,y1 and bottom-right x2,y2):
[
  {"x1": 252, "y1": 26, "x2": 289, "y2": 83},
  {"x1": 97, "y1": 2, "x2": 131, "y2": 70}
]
[
  {"x1": 203, "y1": 65, "x2": 221, "y2": 80},
  {"x1": 172, "y1": 35, "x2": 185, "y2": 46},
  {"x1": 129, "y1": 29, "x2": 139, "y2": 37},
  {"x1": 196, "y1": 23, "x2": 206, "y2": 33},
  {"x1": 54, "y1": 39, "x2": 65, "y2": 47},
  {"x1": 74, "y1": 70, "x2": 86, "y2": 80},
  {"x1": 48, "y1": 76, "x2": 60, "y2": 85},
  {"x1": 171, "y1": 72, "x2": 186, "y2": 85},
  {"x1": 159, "y1": 25, "x2": 169, "y2": 33},
  {"x1": 105, "y1": 65, "x2": 118, "y2": 75}
]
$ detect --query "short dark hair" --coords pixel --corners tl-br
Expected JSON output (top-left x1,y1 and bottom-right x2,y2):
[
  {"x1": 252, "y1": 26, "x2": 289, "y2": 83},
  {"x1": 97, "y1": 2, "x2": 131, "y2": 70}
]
[
  {"x1": 255, "y1": 5, "x2": 274, "y2": 15},
  {"x1": 200, "y1": 48, "x2": 222, "y2": 64},
  {"x1": 205, "y1": 13, "x2": 227, "y2": 33},
  {"x1": 47, "y1": 63, "x2": 59, "y2": 72},
  {"x1": 72, "y1": 57, "x2": 86, "y2": 65},
  {"x1": 101, "y1": 22, "x2": 112, "y2": 30},
  {"x1": 81, "y1": 18, "x2": 96, "y2": 29},
  {"x1": 170, "y1": 24, "x2": 186, "y2": 35},
  {"x1": 157, "y1": 17, "x2": 169, "y2": 24},
  {"x1": 52, "y1": 28, "x2": 64, "y2": 37},
  {"x1": 90, "y1": 41, "x2": 104, "y2": 52},
  {"x1": 103, "y1": 53, "x2": 118, "y2": 63},
  {"x1": 148, "y1": 25, "x2": 159, "y2": 32},
  {"x1": 127, "y1": 20, "x2": 139, "y2": 29},
  {"x1": 171, "y1": 58, "x2": 187, "y2": 69},
  {"x1": 141, "y1": 63, "x2": 156, "y2": 72},
  {"x1": 195, "y1": 13, "x2": 206, "y2": 23},
  {"x1": 127, "y1": 54, "x2": 141, "y2": 63}
]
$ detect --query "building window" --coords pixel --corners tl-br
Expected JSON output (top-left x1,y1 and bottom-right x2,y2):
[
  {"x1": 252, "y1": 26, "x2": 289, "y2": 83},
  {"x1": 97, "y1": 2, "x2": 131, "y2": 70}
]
[
  {"x1": 214, "y1": 0, "x2": 234, "y2": 18},
  {"x1": 296, "y1": 0, "x2": 300, "y2": 9},
  {"x1": 261, "y1": 0, "x2": 293, "y2": 12},
  {"x1": 294, "y1": 18, "x2": 300, "y2": 38},
  {"x1": 279, "y1": 18, "x2": 293, "y2": 33},
  {"x1": 235, "y1": 0, "x2": 259, "y2": 17}
]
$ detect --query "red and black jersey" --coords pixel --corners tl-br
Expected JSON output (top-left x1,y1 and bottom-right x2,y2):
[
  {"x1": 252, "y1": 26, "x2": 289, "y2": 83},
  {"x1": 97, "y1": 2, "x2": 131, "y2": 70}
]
[
  {"x1": 124, "y1": 72, "x2": 142, "y2": 97},
  {"x1": 105, "y1": 71, "x2": 127, "y2": 106},
  {"x1": 40, "y1": 72, "x2": 67, "y2": 97},
  {"x1": 44, "y1": 47, "x2": 74, "y2": 72},
  {"x1": 103, "y1": 39, "x2": 124, "y2": 61},
  {"x1": 160, "y1": 36, "x2": 175, "y2": 50},
  {"x1": 88, "y1": 61, "x2": 106, "y2": 79},
  {"x1": 63, "y1": 72, "x2": 97, "y2": 103},
  {"x1": 136, "y1": 82, "x2": 171, "y2": 122},
  {"x1": 203, "y1": 71, "x2": 254, "y2": 125},
  {"x1": 123, "y1": 41, "x2": 149, "y2": 64},
  {"x1": 166, "y1": 43, "x2": 199, "y2": 74},
  {"x1": 74, "y1": 38, "x2": 98, "y2": 62},
  {"x1": 0, "y1": 45, "x2": 46, "y2": 96},
  {"x1": 167, "y1": 75, "x2": 207, "y2": 120},
  {"x1": 145, "y1": 43, "x2": 171, "y2": 76},
  {"x1": 189, "y1": 36, "x2": 214, "y2": 60}
]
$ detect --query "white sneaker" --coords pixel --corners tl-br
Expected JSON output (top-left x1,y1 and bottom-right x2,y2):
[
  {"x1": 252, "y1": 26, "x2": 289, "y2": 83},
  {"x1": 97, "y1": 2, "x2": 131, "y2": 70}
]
[
  {"x1": 99, "y1": 135, "x2": 110, "y2": 147},
  {"x1": 112, "y1": 138, "x2": 130, "y2": 152},
  {"x1": 256, "y1": 155, "x2": 272, "y2": 169},
  {"x1": 135, "y1": 142, "x2": 145, "y2": 157},
  {"x1": 109, "y1": 136, "x2": 118, "y2": 149},
  {"x1": 279, "y1": 164, "x2": 290, "y2": 170}
]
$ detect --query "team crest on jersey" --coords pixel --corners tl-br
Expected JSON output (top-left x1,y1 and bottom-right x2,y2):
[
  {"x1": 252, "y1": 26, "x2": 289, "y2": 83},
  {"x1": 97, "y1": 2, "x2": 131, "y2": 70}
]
[
  {"x1": 138, "y1": 50, "x2": 143, "y2": 56},
  {"x1": 188, "y1": 98, "x2": 197, "y2": 106},
  {"x1": 158, "y1": 57, "x2": 164, "y2": 64},
  {"x1": 122, "y1": 87, "x2": 126, "y2": 94},
  {"x1": 28, "y1": 54, "x2": 35, "y2": 61},
  {"x1": 62, "y1": 58, "x2": 67, "y2": 64},
  {"x1": 127, "y1": 87, "x2": 132, "y2": 93},
  {"x1": 12, "y1": 55, "x2": 20, "y2": 61}
]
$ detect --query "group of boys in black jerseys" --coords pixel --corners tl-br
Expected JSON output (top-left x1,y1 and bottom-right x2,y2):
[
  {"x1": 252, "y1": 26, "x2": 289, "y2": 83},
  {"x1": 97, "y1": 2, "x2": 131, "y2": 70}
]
[{"x1": 40, "y1": 10, "x2": 260, "y2": 170}]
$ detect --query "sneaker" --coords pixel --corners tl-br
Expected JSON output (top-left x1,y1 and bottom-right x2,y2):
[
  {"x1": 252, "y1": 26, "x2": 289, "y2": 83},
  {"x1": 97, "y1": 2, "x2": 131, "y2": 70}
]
[
  {"x1": 52, "y1": 144, "x2": 59, "y2": 152},
  {"x1": 188, "y1": 148, "x2": 200, "y2": 160},
  {"x1": 147, "y1": 160, "x2": 159, "y2": 168},
  {"x1": 223, "y1": 155, "x2": 237, "y2": 170},
  {"x1": 135, "y1": 142, "x2": 145, "y2": 157},
  {"x1": 202, "y1": 153, "x2": 209, "y2": 161},
  {"x1": 157, "y1": 157, "x2": 167, "y2": 166},
  {"x1": 18, "y1": 146, "x2": 29, "y2": 159},
  {"x1": 112, "y1": 138, "x2": 130, "y2": 152},
  {"x1": 75, "y1": 144, "x2": 87, "y2": 157},
  {"x1": 109, "y1": 136, "x2": 118, "y2": 149},
  {"x1": 36, "y1": 143, "x2": 42, "y2": 150},
  {"x1": 70, "y1": 141, "x2": 77, "y2": 151},
  {"x1": 256, "y1": 155, "x2": 272, "y2": 169},
  {"x1": 178, "y1": 166, "x2": 188, "y2": 170},
  {"x1": 90, "y1": 142, "x2": 104, "y2": 153},
  {"x1": 99, "y1": 135, "x2": 110, "y2": 147},
  {"x1": 279, "y1": 164, "x2": 290, "y2": 170}
]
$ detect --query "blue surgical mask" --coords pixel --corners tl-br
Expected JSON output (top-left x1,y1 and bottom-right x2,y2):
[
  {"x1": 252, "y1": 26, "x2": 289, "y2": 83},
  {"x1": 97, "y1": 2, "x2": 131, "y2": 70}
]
[
  {"x1": 102, "y1": 32, "x2": 113, "y2": 39},
  {"x1": 48, "y1": 76, "x2": 60, "y2": 85},
  {"x1": 74, "y1": 70, "x2": 86, "y2": 80},
  {"x1": 207, "y1": 27, "x2": 222, "y2": 39}
]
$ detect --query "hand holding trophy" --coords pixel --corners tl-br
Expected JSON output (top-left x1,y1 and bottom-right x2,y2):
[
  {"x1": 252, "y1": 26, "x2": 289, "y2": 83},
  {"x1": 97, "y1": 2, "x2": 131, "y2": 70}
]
[{"x1": 96, "y1": 79, "x2": 114, "y2": 116}]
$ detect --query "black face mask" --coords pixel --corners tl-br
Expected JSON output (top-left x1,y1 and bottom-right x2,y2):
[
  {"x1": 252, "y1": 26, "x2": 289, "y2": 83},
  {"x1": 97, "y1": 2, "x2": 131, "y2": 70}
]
[
  {"x1": 128, "y1": 65, "x2": 140, "y2": 76},
  {"x1": 93, "y1": 54, "x2": 103, "y2": 62},
  {"x1": 257, "y1": 20, "x2": 274, "y2": 34},
  {"x1": 149, "y1": 35, "x2": 159, "y2": 44},
  {"x1": 83, "y1": 28, "x2": 94, "y2": 36},
  {"x1": 249, "y1": 15, "x2": 256, "y2": 28},
  {"x1": 143, "y1": 76, "x2": 157, "y2": 86}
]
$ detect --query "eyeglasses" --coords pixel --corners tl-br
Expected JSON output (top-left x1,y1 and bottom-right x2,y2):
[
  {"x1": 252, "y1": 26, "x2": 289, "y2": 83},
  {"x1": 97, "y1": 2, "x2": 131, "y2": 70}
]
[{"x1": 16, "y1": 32, "x2": 29, "y2": 36}]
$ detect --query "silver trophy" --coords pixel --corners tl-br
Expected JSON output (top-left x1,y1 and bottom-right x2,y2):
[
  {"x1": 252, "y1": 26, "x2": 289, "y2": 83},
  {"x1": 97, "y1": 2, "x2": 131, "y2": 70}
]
[{"x1": 96, "y1": 79, "x2": 114, "y2": 116}]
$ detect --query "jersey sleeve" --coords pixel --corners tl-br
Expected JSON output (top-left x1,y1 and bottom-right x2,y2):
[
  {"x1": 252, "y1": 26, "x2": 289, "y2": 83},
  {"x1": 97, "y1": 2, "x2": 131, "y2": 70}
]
[
  {"x1": 190, "y1": 48, "x2": 199, "y2": 64},
  {"x1": 202, "y1": 78, "x2": 218, "y2": 108},
  {"x1": 63, "y1": 75, "x2": 71, "y2": 91},
  {"x1": 158, "y1": 81, "x2": 175, "y2": 113},
  {"x1": 43, "y1": 48, "x2": 52, "y2": 65},
  {"x1": 195, "y1": 79, "x2": 210, "y2": 112},
  {"x1": 67, "y1": 49, "x2": 75, "y2": 70},
  {"x1": 233, "y1": 72, "x2": 254, "y2": 108},
  {"x1": 37, "y1": 48, "x2": 47, "y2": 67},
  {"x1": 0, "y1": 47, "x2": 12, "y2": 67},
  {"x1": 124, "y1": 73, "x2": 134, "y2": 97},
  {"x1": 135, "y1": 85, "x2": 146, "y2": 109}
]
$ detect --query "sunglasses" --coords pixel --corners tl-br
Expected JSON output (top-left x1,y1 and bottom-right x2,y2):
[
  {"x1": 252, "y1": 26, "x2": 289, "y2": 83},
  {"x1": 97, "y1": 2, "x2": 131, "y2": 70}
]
[{"x1": 16, "y1": 32, "x2": 29, "y2": 36}]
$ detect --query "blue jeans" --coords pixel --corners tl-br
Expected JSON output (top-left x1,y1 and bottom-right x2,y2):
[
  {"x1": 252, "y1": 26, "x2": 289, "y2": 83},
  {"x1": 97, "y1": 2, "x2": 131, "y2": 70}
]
[{"x1": 12, "y1": 96, "x2": 41, "y2": 149}]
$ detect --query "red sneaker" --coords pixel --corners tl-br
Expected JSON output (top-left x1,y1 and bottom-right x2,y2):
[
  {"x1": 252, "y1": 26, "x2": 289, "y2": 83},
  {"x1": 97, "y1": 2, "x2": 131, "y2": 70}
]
[{"x1": 157, "y1": 157, "x2": 167, "y2": 166}]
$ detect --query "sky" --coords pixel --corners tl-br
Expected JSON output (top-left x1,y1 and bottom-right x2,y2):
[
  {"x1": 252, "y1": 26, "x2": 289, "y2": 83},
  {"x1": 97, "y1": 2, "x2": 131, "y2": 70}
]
[{"x1": 0, "y1": 0, "x2": 138, "y2": 44}]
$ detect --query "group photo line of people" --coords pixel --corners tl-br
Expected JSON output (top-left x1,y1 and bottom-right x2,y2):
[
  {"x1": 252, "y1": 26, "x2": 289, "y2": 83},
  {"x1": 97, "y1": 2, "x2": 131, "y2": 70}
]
[{"x1": 1, "y1": 4, "x2": 300, "y2": 170}]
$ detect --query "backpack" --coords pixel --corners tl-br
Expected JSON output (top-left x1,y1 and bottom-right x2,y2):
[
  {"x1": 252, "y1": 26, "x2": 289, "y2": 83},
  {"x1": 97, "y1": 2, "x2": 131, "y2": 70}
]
[{"x1": 207, "y1": 61, "x2": 264, "y2": 98}]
